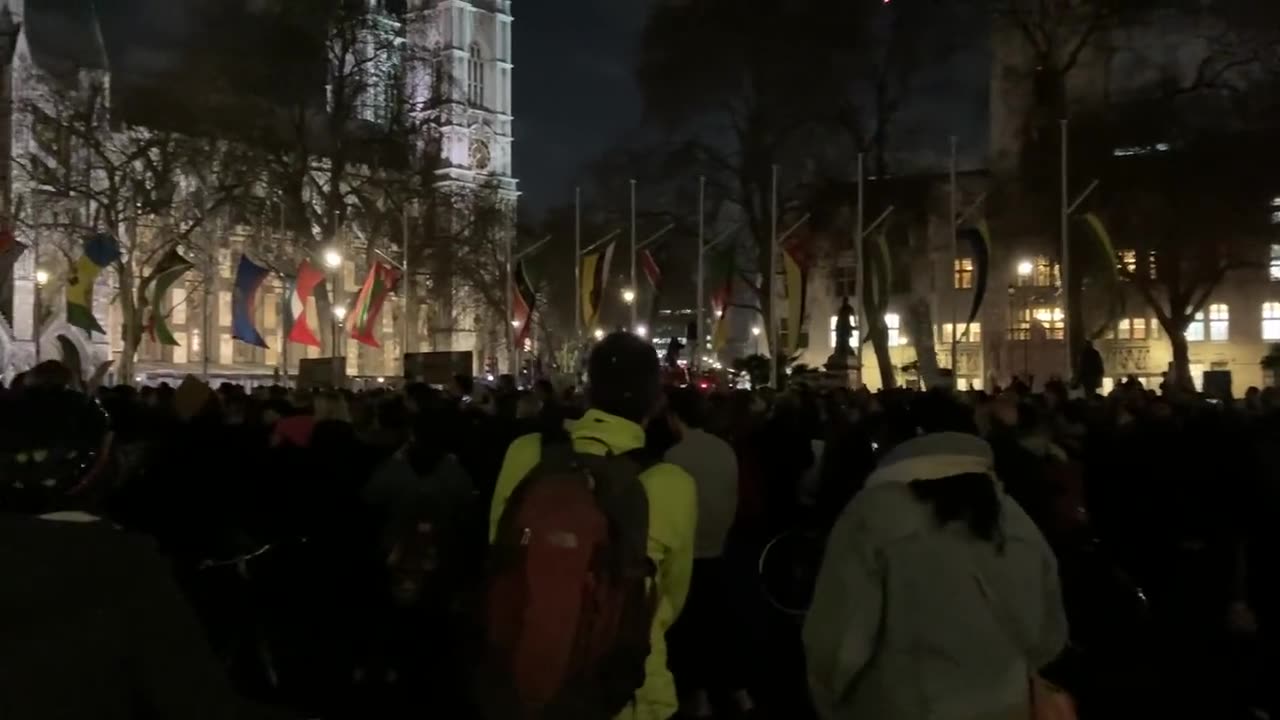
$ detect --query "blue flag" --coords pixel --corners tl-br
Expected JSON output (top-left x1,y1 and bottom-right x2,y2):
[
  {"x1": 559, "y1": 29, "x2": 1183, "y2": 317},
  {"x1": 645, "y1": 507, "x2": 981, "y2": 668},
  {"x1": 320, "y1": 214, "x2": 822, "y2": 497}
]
[{"x1": 232, "y1": 254, "x2": 270, "y2": 349}]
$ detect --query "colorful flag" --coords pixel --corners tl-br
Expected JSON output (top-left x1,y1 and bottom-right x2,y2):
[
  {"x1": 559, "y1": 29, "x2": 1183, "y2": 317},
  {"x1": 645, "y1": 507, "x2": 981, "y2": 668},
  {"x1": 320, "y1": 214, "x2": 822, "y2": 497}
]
[
  {"x1": 349, "y1": 260, "x2": 401, "y2": 348},
  {"x1": 782, "y1": 233, "x2": 812, "y2": 354},
  {"x1": 710, "y1": 276, "x2": 732, "y2": 352},
  {"x1": 66, "y1": 233, "x2": 120, "y2": 335},
  {"x1": 513, "y1": 260, "x2": 537, "y2": 347},
  {"x1": 579, "y1": 241, "x2": 616, "y2": 330},
  {"x1": 959, "y1": 220, "x2": 991, "y2": 342},
  {"x1": 287, "y1": 260, "x2": 325, "y2": 348},
  {"x1": 1079, "y1": 212, "x2": 1122, "y2": 279},
  {"x1": 232, "y1": 253, "x2": 271, "y2": 349},
  {"x1": 145, "y1": 249, "x2": 194, "y2": 347},
  {"x1": 0, "y1": 226, "x2": 27, "y2": 282},
  {"x1": 640, "y1": 248, "x2": 661, "y2": 287}
]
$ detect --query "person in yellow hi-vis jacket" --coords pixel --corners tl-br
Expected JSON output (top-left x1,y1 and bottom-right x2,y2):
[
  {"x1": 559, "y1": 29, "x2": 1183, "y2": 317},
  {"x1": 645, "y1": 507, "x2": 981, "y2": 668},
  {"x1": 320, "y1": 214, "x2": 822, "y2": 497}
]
[{"x1": 489, "y1": 332, "x2": 698, "y2": 720}]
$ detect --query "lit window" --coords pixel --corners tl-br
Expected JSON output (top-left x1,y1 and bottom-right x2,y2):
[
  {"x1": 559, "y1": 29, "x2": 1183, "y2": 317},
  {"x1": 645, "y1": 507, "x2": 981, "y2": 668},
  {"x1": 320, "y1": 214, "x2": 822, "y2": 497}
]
[
  {"x1": 1032, "y1": 255, "x2": 1059, "y2": 288},
  {"x1": 885, "y1": 313, "x2": 905, "y2": 346},
  {"x1": 1208, "y1": 303, "x2": 1229, "y2": 341},
  {"x1": 1150, "y1": 318, "x2": 1161, "y2": 340},
  {"x1": 940, "y1": 322, "x2": 981, "y2": 344},
  {"x1": 468, "y1": 44, "x2": 485, "y2": 106},
  {"x1": 1148, "y1": 250, "x2": 1158, "y2": 280},
  {"x1": 1271, "y1": 211, "x2": 1280, "y2": 225},
  {"x1": 1117, "y1": 249, "x2": 1137, "y2": 274},
  {"x1": 1009, "y1": 309, "x2": 1031, "y2": 340},
  {"x1": 1032, "y1": 306, "x2": 1065, "y2": 340},
  {"x1": 1115, "y1": 317, "x2": 1148, "y2": 341},
  {"x1": 1263, "y1": 302, "x2": 1280, "y2": 341},
  {"x1": 954, "y1": 258, "x2": 974, "y2": 289},
  {"x1": 1270, "y1": 244, "x2": 1280, "y2": 281},
  {"x1": 828, "y1": 314, "x2": 860, "y2": 349},
  {"x1": 1187, "y1": 311, "x2": 1206, "y2": 342}
]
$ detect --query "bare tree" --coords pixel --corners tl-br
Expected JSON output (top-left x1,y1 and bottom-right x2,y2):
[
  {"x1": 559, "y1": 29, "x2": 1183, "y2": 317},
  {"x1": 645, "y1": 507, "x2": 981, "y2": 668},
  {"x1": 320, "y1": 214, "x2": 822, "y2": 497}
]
[{"x1": 13, "y1": 74, "x2": 258, "y2": 382}]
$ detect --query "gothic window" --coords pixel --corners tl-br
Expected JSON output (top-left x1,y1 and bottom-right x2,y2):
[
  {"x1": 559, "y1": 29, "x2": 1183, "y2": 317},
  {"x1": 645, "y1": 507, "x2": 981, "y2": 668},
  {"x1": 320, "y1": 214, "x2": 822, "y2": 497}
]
[{"x1": 468, "y1": 44, "x2": 485, "y2": 107}]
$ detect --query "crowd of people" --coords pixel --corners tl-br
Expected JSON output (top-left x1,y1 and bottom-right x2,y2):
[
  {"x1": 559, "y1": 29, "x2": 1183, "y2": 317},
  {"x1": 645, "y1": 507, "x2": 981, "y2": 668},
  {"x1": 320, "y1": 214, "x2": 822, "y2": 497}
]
[{"x1": 1, "y1": 334, "x2": 1277, "y2": 720}]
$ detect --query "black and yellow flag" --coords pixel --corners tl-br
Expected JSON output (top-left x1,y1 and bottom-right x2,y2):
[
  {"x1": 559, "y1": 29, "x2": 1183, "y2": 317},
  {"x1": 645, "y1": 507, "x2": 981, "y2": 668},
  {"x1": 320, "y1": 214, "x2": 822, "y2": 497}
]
[{"x1": 580, "y1": 241, "x2": 616, "y2": 330}]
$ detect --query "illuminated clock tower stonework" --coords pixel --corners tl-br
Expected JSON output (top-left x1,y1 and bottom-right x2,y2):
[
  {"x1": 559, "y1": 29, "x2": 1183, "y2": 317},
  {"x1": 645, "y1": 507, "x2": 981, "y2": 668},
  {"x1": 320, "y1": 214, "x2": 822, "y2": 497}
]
[{"x1": 402, "y1": 0, "x2": 517, "y2": 356}]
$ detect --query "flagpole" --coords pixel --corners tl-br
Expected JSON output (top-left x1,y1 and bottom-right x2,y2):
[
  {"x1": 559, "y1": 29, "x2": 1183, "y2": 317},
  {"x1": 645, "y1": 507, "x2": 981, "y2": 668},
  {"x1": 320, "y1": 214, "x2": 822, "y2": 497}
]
[
  {"x1": 769, "y1": 164, "x2": 779, "y2": 388},
  {"x1": 202, "y1": 223, "x2": 213, "y2": 380},
  {"x1": 1060, "y1": 118, "x2": 1072, "y2": 380},
  {"x1": 506, "y1": 225, "x2": 515, "y2": 378},
  {"x1": 696, "y1": 176, "x2": 706, "y2": 374},
  {"x1": 402, "y1": 202, "x2": 411, "y2": 369},
  {"x1": 949, "y1": 135, "x2": 959, "y2": 378},
  {"x1": 278, "y1": 205, "x2": 288, "y2": 384},
  {"x1": 574, "y1": 186, "x2": 582, "y2": 342},
  {"x1": 855, "y1": 153, "x2": 864, "y2": 384},
  {"x1": 629, "y1": 179, "x2": 638, "y2": 330}
]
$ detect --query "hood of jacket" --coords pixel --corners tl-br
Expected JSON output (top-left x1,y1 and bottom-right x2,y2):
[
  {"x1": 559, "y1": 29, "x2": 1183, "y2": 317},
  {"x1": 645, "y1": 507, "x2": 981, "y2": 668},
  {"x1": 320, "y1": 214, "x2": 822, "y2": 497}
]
[{"x1": 866, "y1": 432, "x2": 995, "y2": 488}]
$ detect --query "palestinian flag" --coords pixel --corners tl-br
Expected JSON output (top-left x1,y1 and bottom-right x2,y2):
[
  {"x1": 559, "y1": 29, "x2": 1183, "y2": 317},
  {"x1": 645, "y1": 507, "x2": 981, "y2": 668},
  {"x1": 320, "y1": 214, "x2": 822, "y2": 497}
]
[
  {"x1": 287, "y1": 260, "x2": 325, "y2": 348},
  {"x1": 958, "y1": 220, "x2": 991, "y2": 342},
  {"x1": 144, "y1": 249, "x2": 194, "y2": 346},
  {"x1": 513, "y1": 260, "x2": 537, "y2": 347},
  {"x1": 350, "y1": 260, "x2": 401, "y2": 348},
  {"x1": 639, "y1": 248, "x2": 661, "y2": 287},
  {"x1": 580, "y1": 241, "x2": 615, "y2": 330}
]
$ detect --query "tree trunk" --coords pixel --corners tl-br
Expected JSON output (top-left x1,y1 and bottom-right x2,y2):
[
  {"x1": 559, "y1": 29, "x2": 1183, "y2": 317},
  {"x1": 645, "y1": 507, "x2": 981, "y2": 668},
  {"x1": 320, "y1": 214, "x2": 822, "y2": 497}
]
[
  {"x1": 1168, "y1": 329, "x2": 1194, "y2": 391},
  {"x1": 117, "y1": 272, "x2": 139, "y2": 386}
]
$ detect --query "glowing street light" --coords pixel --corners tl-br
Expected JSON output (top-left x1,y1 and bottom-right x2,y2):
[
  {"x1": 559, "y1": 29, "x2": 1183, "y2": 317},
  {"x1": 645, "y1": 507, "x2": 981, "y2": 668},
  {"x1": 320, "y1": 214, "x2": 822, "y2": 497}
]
[
  {"x1": 511, "y1": 319, "x2": 522, "y2": 327},
  {"x1": 1016, "y1": 260, "x2": 1033, "y2": 279},
  {"x1": 332, "y1": 305, "x2": 348, "y2": 322},
  {"x1": 634, "y1": 324, "x2": 648, "y2": 338},
  {"x1": 593, "y1": 328, "x2": 605, "y2": 341},
  {"x1": 35, "y1": 269, "x2": 49, "y2": 287},
  {"x1": 323, "y1": 248, "x2": 343, "y2": 269},
  {"x1": 751, "y1": 326, "x2": 761, "y2": 336},
  {"x1": 714, "y1": 309, "x2": 724, "y2": 318},
  {"x1": 622, "y1": 288, "x2": 636, "y2": 304}
]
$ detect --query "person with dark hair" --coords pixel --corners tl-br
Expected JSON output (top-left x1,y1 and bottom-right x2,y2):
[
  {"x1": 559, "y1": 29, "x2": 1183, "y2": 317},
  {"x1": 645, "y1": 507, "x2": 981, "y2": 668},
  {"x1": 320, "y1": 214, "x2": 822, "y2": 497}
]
[
  {"x1": 804, "y1": 432, "x2": 1068, "y2": 720},
  {"x1": 0, "y1": 383, "x2": 292, "y2": 720},
  {"x1": 487, "y1": 332, "x2": 697, "y2": 720},
  {"x1": 663, "y1": 387, "x2": 755, "y2": 718}
]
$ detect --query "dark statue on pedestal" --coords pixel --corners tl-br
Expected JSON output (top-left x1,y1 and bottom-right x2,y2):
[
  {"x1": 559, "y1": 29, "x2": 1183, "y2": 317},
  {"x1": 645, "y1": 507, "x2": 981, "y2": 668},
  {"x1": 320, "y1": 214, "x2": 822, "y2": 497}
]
[{"x1": 825, "y1": 297, "x2": 861, "y2": 387}]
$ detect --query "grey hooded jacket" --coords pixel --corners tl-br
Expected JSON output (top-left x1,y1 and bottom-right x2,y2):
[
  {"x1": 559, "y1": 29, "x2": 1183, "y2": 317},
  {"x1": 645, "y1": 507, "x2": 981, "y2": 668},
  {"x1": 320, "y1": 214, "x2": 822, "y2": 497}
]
[{"x1": 803, "y1": 433, "x2": 1068, "y2": 720}]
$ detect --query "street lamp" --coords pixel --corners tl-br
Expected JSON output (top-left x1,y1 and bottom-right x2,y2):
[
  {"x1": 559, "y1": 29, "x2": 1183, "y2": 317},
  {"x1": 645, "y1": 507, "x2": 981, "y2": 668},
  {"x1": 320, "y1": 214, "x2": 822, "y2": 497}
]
[
  {"x1": 634, "y1": 324, "x2": 648, "y2": 338},
  {"x1": 333, "y1": 306, "x2": 347, "y2": 322},
  {"x1": 751, "y1": 325, "x2": 761, "y2": 354},
  {"x1": 1016, "y1": 260, "x2": 1033, "y2": 281},
  {"x1": 33, "y1": 268, "x2": 49, "y2": 362},
  {"x1": 622, "y1": 288, "x2": 636, "y2": 304},
  {"x1": 323, "y1": 248, "x2": 343, "y2": 269},
  {"x1": 593, "y1": 328, "x2": 605, "y2": 341}
]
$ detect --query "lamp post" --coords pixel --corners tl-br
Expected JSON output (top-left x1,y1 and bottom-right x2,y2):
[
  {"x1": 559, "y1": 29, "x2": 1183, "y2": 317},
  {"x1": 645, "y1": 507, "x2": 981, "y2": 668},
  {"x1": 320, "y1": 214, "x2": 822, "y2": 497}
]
[
  {"x1": 622, "y1": 288, "x2": 636, "y2": 305},
  {"x1": 34, "y1": 269, "x2": 48, "y2": 362},
  {"x1": 332, "y1": 305, "x2": 347, "y2": 358},
  {"x1": 752, "y1": 325, "x2": 761, "y2": 355},
  {"x1": 324, "y1": 248, "x2": 343, "y2": 360}
]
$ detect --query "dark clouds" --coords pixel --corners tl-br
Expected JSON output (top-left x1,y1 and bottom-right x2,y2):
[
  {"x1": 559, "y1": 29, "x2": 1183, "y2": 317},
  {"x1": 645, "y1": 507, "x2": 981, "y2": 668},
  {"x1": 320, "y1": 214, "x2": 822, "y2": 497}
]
[{"x1": 513, "y1": 0, "x2": 652, "y2": 217}]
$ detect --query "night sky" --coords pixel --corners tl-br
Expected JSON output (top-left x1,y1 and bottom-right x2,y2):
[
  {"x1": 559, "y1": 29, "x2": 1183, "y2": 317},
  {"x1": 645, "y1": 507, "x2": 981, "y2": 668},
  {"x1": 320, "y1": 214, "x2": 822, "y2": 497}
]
[{"x1": 83, "y1": 0, "x2": 986, "y2": 219}]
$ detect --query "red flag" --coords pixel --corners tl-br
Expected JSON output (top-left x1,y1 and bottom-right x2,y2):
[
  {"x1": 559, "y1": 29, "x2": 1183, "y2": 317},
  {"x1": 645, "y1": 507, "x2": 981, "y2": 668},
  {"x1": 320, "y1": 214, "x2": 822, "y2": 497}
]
[
  {"x1": 349, "y1": 261, "x2": 401, "y2": 348},
  {"x1": 640, "y1": 249, "x2": 661, "y2": 287},
  {"x1": 512, "y1": 261, "x2": 536, "y2": 347},
  {"x1": 287, "y1": 260, "x2": 325, "y2": 348}
]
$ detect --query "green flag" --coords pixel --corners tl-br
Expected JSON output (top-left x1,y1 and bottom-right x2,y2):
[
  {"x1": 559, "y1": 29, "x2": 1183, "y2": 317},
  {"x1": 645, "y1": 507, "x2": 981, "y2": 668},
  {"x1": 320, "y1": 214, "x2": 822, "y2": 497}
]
[{"x1": 145, "y1": 249, "x2": 194, "y2": 346}]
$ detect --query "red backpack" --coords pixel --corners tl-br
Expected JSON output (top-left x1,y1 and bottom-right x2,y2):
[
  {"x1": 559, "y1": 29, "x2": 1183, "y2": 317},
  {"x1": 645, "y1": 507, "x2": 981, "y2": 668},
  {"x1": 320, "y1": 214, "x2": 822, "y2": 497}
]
[{"x1": 478, "y1": 437, "x2": 658, "y2": 720}]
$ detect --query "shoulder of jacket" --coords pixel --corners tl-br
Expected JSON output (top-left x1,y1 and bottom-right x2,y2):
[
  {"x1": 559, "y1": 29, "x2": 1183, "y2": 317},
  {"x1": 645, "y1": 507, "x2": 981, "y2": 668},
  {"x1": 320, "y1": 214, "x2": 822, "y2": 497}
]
[
  {"x1": 640, "y1": 461, "x2": 697, "y2": 498},
  {"x1": 843, "y1": 483, "x2": 930, "y2": 539}
]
